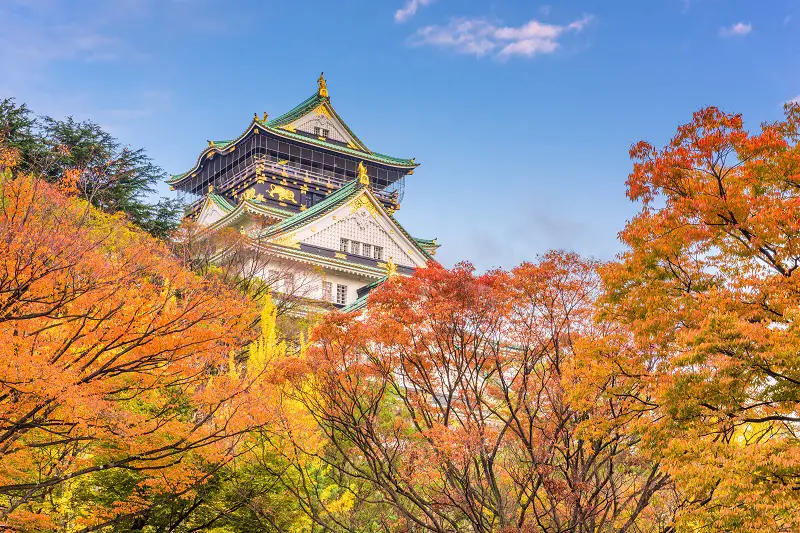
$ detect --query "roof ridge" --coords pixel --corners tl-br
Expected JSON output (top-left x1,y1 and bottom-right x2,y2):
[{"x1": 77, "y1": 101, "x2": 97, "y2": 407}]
[
  {"x1": 208, "y1": 193, "x2": 236, "y2": 212},
  {"x1": 268, "y1": 92, "x2": 324, "y2": 128},
  {"x1": 265, "y1": 179, "x2": 363, "y2": 237}
]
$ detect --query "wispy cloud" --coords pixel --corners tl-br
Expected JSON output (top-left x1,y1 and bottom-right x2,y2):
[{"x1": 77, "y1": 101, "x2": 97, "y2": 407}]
[
  {"x1": 788, "y1": 95, "x2": 800, "y2": 104},
  {"x1": 411, "y1": 14, "x2": 593, "y2": 59},
  {"x1": 395, "y1": 0, "x2": 436, "y2": 23},
  {"x1": 719, "y1": 21, "x2": 752, "y2": 37}
]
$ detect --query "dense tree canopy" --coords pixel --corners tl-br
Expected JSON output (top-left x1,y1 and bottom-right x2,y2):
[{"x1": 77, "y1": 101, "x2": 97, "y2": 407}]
[
  {"x1": 289, "y1": 255, "x2": 673, "y2": 533},
  {"x1": 2, "y1": 95, "x2": 798, "y2": 532},
  {"x1": 0, "y1": 145, "x2": 267, "y2": 530},
  {"x1": 603, "y1": 103, "x2": 800, "y2": 532},
  {"x1": 0, "y1": 97, "x2": 182, "y2": 238}
]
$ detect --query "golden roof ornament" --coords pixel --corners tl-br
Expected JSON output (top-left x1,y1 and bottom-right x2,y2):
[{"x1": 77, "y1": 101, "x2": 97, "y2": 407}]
[
  {"x1": 318, "y1": 72, "x2": 329, "y2": 98},
  {"x1": 207, "y1": 140, "x2": 215, "y2": 147},
  {"x1": 208, "y1": 184, "x2": 214, "y2": 194},
  {"x1": 357, "y1": 161, "x2": 369, "y2": 186},
  {"x1": 262, "y1": 112, "x2": 269, "y2": 122},
  {"x1": 386, "y1": 257, "x2": 398, "y2": 277}
]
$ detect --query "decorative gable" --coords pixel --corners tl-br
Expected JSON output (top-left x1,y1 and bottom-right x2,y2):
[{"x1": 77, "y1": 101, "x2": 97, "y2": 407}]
[
  {"x1": 280, "y1": 189, "x2": 429, "y2": 268},
  {"x1": 285, "y1": 104, "x2": 365, "y2": 150},
  {"x1": 196, "y1": 197, "x2": 231, "y2": 227},
  {"x1": 305, "y1": 209, "x2": 416, "y2": 267}
]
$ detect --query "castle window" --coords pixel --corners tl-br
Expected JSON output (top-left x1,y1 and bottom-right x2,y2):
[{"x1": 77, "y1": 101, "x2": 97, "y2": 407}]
[
  {"x1": 340, "y1": 238, "x2": 349, "y2": 253},
  {"x1": 336, "y1": 284, "x2": 347, "y2": 305},
  {"x1": 322, "y1": 281, "x2": 332, "y2": 302},
  {"x1": 350, "y1": 241, "x2": 360, "y2": 256},
  {"x1": 322, "y1": 128, "x2": 330, "y2": 137},
  {"x1": 362, "y1": 243, "x2": 372, "y2": 258},
  {"x1": 373, "y1": 246, "x2": 384, "y2": 261}
]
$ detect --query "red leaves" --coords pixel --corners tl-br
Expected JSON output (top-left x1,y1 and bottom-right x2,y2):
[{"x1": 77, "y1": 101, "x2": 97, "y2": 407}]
[{"x1": 298, "y1": 252, "x2": 667, "y2": 532}]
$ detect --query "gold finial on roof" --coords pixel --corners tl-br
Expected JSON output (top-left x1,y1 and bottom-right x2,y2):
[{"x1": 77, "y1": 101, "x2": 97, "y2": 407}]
[
  {"x1": 386, "y1": 257, "x2": 398, "y2": 277},
  {"x1": 318, "y1": 72, "x2": 329, "y2": 98},
  {"x1": 357, "y1": 161, "x2": 369, "y2": 186},
  {"x1": 263, "y1": 112, "x2": 269, "y2": 122},
  {"x1": 253, "y1": 113, "x2": 258, "y2": 121},
  {"x1": 208, "y1": 140, "x2": 215, "y2": 147}
]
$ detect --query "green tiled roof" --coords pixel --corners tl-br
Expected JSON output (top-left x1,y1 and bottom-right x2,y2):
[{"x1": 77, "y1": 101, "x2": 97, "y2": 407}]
[
  {"x1": 169, "y1": 86, "x2": 419, "y2": 184},
  {"x1": 343, "y1": 276, "x2": 389, "y2": 313},
  {"x1": 267, "y1": 125, "x2": 414, "y2": 166},
  {"x1": 268, "y1": 93, "x2": 324, "y2": 128},
  {"x1": 263, "y1": 179, "x2": 363, "y2": 237},
  {"x1": 390, "y1": 213, "x2": 434, "y2": 261},
  {"x1": 209, "y1": 193, "x2": 236, "y2": 213},
  {"x1": 258, "y1": 180, "x2": 433, "y2": 263},
  {"x1": 414, "y1": 237, "x2": 438, "y2": 247},
  {"x1": 268, "y1": 91, "x2": 370, "y2": 153},
  {"x1": 341, "y1": 292, "x2": 369, "y2": 313}
]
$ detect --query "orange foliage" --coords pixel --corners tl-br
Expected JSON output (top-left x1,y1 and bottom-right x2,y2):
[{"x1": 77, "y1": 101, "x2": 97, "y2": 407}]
[
  {"x1": 604, "y1": 103, "x2": 800, "y2": 531},
  {"x1": 0, "y1": 147, "x2": 268, "y2": 530}
]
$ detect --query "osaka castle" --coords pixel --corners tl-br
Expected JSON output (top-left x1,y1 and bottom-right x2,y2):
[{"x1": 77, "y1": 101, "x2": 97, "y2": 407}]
[{"x1": 169, "y1": 74, "x2": 439, "y2": 311}]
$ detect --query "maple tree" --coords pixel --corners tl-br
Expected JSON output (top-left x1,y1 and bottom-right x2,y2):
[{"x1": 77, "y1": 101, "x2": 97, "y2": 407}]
[
  {"x1": 289, "y1": 254, "x2": 673, "y2": 533},
  {"x1": 603, "y1": 103, "x2": 800, "y2": 531},
  {"x1": 0, "y1": 144, "x2": 277, "y2": 531}
]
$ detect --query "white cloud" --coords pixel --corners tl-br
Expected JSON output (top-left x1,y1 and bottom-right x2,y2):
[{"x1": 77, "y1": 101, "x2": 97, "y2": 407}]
[
  {"x1": 411, "y1": 14, "x2": 593, "y2": 59},
  {"x1": 719, "y1": 21, "x2": 752, "y2": 37},
  {"x1": 395, "y1": 0, "x2": 436, "y2": 23},
  {"x1": 788, "y1": 95, "x2": 800, "y2": 104}
]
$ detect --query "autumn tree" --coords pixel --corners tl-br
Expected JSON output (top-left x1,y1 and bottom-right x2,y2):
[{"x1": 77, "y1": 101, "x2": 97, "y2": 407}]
[
  {"x1": 603, "y1": 103, "x2": 800, "y2": 532},
  {"x1": 288, "y1": 254, "x2": 672, "y2": 533},
  {"x1": 170, "y1": 218, "x2": 326, "y2": 324},
  {"x1": 0, "y1": 144, "x2": 281, "y2": 531}
]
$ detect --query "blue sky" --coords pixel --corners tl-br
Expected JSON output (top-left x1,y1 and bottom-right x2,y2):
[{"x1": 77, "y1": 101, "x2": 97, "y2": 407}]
[{"x1": 2, "y1": 0, "x2": 798, "y2": 270}]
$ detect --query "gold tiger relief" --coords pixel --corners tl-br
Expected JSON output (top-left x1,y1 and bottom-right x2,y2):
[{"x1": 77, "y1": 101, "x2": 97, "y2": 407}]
[{"x1": 268, "y1": 184, "x2": 297, "y2": 204}]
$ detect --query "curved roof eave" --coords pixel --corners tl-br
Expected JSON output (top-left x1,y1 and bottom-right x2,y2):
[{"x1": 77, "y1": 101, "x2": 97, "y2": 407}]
[{"x1": 169, "y1": 118, "x2": 418, "y2": 186}]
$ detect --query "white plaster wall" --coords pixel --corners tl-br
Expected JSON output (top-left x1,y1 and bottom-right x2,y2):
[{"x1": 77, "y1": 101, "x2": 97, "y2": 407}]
[{"x1": 303, "y1": 208, "x2": 416, "y2": 267}]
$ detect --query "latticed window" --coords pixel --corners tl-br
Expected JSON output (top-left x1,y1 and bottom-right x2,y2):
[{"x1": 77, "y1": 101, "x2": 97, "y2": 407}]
[
  {"x1": 350, "y1": 241, "x2": 360, "y2": 256},
  {"x1": 322, "y1": 281, "x2": 332, "y2": 302},
  {"x1": 362, "y1": 243, "x2": 372, "y2": 258},
  {"x1": 340, "y1": 238, "x2": 349, "y2": 252},
  {"x1": 336, "y1": 284, "x2": 347, "y2": 305},
  {"x1": 374, "y1": 246, "x2": 384, "y2": 261}
]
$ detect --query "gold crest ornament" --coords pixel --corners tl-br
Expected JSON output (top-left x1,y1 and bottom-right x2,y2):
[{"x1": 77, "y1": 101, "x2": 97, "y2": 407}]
[
  {"x1": 385, "y1": 257, "x2": 398, "y2": 277},
  {"x1": 357, "y1": 161, "x2": 369, "y2": 186},
  {"x1": 318, "y1": 72, "x2": 329, "y2": 98}
]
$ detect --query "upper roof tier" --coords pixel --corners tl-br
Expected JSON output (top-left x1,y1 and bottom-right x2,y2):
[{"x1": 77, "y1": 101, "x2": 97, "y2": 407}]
[{"x1": 169, "y1": 74, "x2": 418, "y2": 187}]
